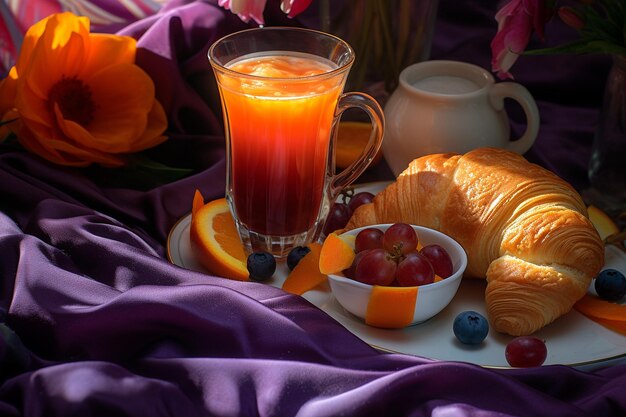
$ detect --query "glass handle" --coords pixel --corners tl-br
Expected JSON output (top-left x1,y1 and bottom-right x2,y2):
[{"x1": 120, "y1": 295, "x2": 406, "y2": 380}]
[{"x1": 330, "y1": 92, "x2": 385, "y2": 197}]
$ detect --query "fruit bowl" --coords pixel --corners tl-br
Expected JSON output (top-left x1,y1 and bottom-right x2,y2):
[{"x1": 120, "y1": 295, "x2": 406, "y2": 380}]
[{"x1": 327, "y1": 224, "x2": 468, "y2": 328}]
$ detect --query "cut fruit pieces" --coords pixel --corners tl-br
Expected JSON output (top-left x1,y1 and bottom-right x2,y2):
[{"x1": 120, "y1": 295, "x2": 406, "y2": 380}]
[
  {"x1": 574, "y1": 294, "x2": 626, "y2": 336},
  {"x1": 588, "y1": 205, "x2": 620, "y2": 241},
  {"x1": 319, "y1": 233, "x2": 356, "y2": 275},
  {"x1": 189, "y1": 192, "x2": 249, "y2": 281},
  {"x1": 282, "y1": 243, "x2": 326, "y2": 295}
]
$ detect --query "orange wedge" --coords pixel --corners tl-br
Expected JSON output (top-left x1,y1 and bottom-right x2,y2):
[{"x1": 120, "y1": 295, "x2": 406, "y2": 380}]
[
  {"x1": 335, "y1": 121, "x2": 383, "y2": 169},
  {"x1": 588, "y1": 205, "x2": 620, "y2": 241},
  {"x1": 189, "y1": 191, "x2": 249, "y2": 281},
  {"x1": 319, "y1": 232, "x2": 356, "y2": 275},
  {"x1": 282, "y1": 242, "x2": 326, "y2": 295},
  {"x1": 575, "y1": 294, "x2": 626, "y2": 336}
]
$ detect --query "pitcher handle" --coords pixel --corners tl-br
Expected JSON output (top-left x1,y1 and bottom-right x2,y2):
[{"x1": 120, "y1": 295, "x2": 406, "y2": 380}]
[
  {"x1": 330, "y1": 92, "x2": 385, "y2": 198},
  {"x1": 489, "y1": 82, "x2": 540, "y2": 155}
]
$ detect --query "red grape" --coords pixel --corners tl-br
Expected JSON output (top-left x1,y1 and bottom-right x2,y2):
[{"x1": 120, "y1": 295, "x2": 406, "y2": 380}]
[
  {"x1": 343, "y1": 249, "x2": 370, "y2": 279},
  {"x1": 355, "y1": 228, "x2": 384, "y2": 252},
  {"x1": 323, "y1": 203, "x2": 351, "y2": 236},
  {"x1": 382, "y1": 223, "x2": 418, "y2": 256},
  {"x1": 505, "y1": 336, "x2": 547, "y2": 367},
  {"x1": 420, "y1": 244, "x2": 453, "y2": 278},
  {"x1": 395, "y1": 251, "x2": 434, "y2": 286},
  {"x1": 354, "y1": 249, "x2": 396, "y2": 286},
  {"x1": 348, "y1": 192, "x2": 375, "y2": 213}
]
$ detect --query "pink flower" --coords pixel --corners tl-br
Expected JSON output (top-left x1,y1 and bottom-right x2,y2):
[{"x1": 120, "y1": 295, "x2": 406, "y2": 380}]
[
  {"x1": 218, "y1": 0, "x2": 312, "y2": 25},
  {"x1": 218, "y1": 0, "x2": 267, "y2": 25},
  {"x1": 558, "y1": 6, "x2": 585, "y2": 30},
  {"x1": 490, "y1": 0, "x2": 553, "y2": 79},
  {"x1": 280, "y1": 0, "x2": 313, "y2": 18}
]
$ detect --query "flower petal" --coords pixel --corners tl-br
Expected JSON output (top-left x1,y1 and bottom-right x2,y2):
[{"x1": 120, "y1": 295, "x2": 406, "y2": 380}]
[
  {"x1": 221, "y1": 0, "x2": 267, "y2": 24},
  {"x1": 24, "y1": 30, "x2": 87, "y2": 100},
  {"x1": 13, "y1": 13, "x2": 88, "y2": 86},
  {"x1": 41, "y1": 106, "x2": 125, "y2": 166},
  {"x1": 129, "y1": 99, "x2": 168, "y2": 151},
  {"x1": 502, "y1": 12, "x2": 533, "y2": 54},
  {"x1": 17, "y1": 118, "x2": 69, "y2": 163},
  {"x1": 0, "y1": 67, "x2": 18, "y2": 117},
  {"x1": 45, "y1": 12, "x2": 90, "y2": 50},
  {"x1": 79, "y1": 34, "x2": 136, "y2": 79},
  {"x1": 15, "y1": 78, "x2": 55, "y2": 127},
  {"x1": 14, "y1": 14, "x2": 50, "y2": 75},
  {"x1": 85, "y1": 63, "x2": 160, "y2": 150},
  {"x1": 0, "y1": 109, "x2": 19, "y2": 140},
  {"x1": 280, "y1": 0, "x2": 312, "y2": 18},
  {"x1": 522, "y1": 0, "x2": 553, "y2": 40},
  {"x1": 20, "y1": 12, "x2": 89, "y2": 78},
  {"x1": 495, "y1": 0, "x2": 522, "y2": 30},
  {"x1": 491, "y1": 0, "x2": 534, "y2": 79}
]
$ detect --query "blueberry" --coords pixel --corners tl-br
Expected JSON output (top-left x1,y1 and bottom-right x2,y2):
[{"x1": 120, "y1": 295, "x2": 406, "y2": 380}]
[
  {"x1": 594, "y1": 269, "x2": 626, "y2": 301},
  {"x1": 246, "y1": 251, "x2": 276, "y2": 281},
  {"x1": 453, "y1": 311, "x2": 489, "y2": 345},
  {"x1": 287, "y1": 246, "x2": 311, "y2": 271}
]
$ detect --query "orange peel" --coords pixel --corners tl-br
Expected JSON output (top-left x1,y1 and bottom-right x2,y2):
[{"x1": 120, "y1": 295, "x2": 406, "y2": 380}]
[
  {"x1": 319, "y1": 233, "x2": 356, "y2": 275},
  {"x1": 189, "y1": 192, "x2": 249, "y2": 281},
  {"x1": 282, "y1": 243, "x2": 326, "y2": 295}
]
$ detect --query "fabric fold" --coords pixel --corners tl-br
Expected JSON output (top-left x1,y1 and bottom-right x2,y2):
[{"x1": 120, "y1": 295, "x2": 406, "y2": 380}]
[{"x1": 1, "y1": 1, "x2": 625, "y2": 416}]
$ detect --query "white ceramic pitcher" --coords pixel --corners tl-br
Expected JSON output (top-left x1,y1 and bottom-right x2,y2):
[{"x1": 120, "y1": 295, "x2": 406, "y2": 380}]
[{"x1": 383, "y1": 60, "x2": 540, "y2": 176}]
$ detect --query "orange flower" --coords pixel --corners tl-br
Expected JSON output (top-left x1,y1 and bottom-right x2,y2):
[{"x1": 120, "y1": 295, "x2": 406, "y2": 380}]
[{"x1": 0, "y1": 12, "x2": 167, "y2": 167}]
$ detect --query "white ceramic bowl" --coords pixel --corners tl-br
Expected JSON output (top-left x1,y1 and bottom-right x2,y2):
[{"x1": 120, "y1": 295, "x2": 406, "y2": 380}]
[{"x1": 327, "y1": 224, "x2": 468, "y2": 327}]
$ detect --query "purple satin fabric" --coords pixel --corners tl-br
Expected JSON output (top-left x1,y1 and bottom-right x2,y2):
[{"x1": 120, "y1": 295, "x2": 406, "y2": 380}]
[{"x1": 0, "y1": 1, "x2": 624, "y2": 416}]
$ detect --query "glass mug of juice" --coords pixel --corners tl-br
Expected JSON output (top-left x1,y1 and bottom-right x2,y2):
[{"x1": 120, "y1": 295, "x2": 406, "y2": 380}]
[{"x1": 209, "y1": 27, "x2": 384, "y2": 258}]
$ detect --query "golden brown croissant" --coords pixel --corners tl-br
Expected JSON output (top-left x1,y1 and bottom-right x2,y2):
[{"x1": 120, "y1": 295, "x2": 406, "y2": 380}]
[{"x1": 345, "y1": 148, "x2": 604, "y2": 336}]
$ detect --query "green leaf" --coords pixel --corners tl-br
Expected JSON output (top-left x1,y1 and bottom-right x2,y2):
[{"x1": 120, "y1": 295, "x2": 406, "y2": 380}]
[
  {"x1": 127, "y1": 154, "x2": 194, "y2": 181},
  {"x1": 88, "y1": 154, "x2": 194, "y2": 190},
  {"x1": 524, "y1": 39, "x2": 626, "y2": 56}
]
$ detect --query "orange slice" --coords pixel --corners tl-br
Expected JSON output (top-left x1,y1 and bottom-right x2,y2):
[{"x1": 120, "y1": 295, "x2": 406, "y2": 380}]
[
  {"x1": 282, "y1": 243, "x2": 326, "y2": 295},
  {"x1": 319, "y1": 233, "x2": 356, "y2": 275},
  {"x1": 575, "y1": 294, "x2": 626, "y2": 336},
  {"x1": 335, "y1": 121, "x2": 382, "y2": 169},
  {"x1": 588, "y1": 205, "x2": 620, "y2": 241},
  {"x1": 365, "y1": 285, "x2": 418, "y2": 328},
  {"x1": 189, "y1": 192, "x2": 249, "y2": 281}
]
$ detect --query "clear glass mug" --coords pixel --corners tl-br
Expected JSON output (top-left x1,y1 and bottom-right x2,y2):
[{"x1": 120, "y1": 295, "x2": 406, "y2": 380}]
[{"x1": 208, "y1": 27, "x2": 384, "y2": 259}]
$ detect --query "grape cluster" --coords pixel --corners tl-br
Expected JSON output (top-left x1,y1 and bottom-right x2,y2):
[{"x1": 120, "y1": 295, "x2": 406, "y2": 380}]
[
  {"x1": 322, "y1": 191, "x2": 375, "y2": 236},
  {"x1": 344, "y1": 223, "x2": 454, "y2": 287}
]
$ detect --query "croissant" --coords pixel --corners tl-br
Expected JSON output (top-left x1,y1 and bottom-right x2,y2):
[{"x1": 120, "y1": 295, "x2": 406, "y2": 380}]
[{"x1": 345, "y1": 148, "x2": 604, "y2": 336}]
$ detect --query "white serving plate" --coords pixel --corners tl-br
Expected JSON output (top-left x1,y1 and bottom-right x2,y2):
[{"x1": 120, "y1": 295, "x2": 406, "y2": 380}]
[{"x1": 167, "y1": 182, "x2": 626, "y2": 370}]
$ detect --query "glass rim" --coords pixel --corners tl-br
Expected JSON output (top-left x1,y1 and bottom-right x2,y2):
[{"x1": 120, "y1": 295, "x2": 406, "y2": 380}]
[{"x1": 207, "y1": 26, "x2": 355, "y2": 82}]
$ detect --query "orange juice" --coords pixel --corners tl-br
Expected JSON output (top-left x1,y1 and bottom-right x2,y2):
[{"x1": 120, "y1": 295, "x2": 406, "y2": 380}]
[{"x1": 218, "y1": 52, "x2": 344, "y2": 236}]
